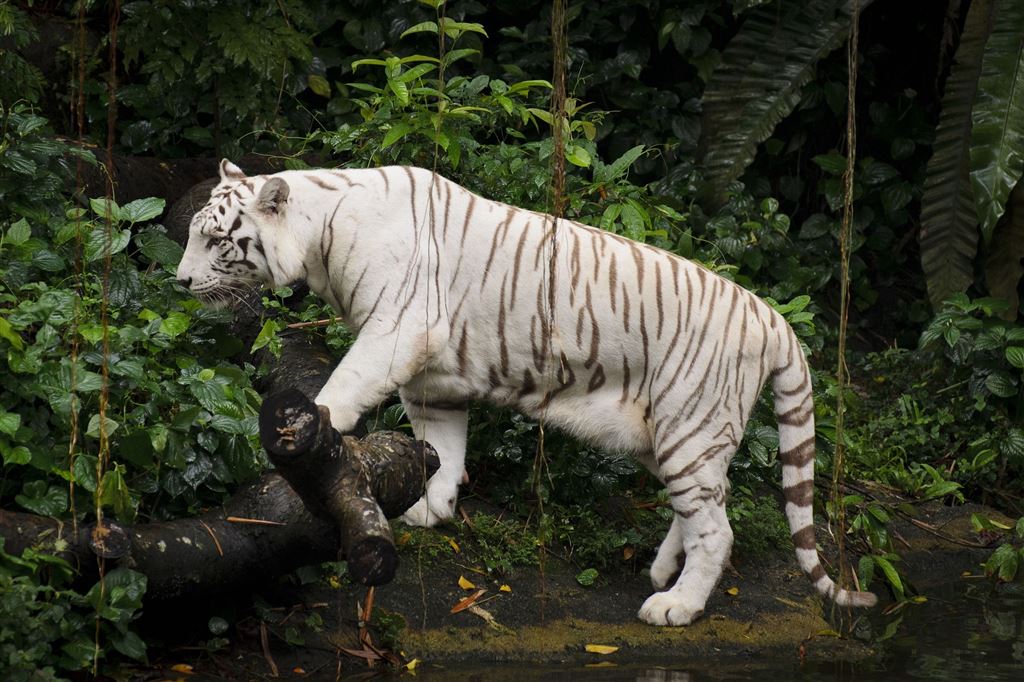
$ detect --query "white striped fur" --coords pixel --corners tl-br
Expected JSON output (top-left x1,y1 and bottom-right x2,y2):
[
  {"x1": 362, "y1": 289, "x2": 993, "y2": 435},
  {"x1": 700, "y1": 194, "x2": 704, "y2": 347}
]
[{"x1": 176, "y1": 160, "x2": 878, "y2": 625}]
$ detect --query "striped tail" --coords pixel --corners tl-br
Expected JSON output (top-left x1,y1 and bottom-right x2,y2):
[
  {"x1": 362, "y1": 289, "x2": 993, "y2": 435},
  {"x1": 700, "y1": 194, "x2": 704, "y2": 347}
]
[{"x1": 773, "y1": 329, "x2": 877, "y2": 609}]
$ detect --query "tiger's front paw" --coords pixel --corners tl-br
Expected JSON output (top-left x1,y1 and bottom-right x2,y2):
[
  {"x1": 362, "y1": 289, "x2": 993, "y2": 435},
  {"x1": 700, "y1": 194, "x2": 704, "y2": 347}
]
[
  {"x1": 397, "y1": 491, "x2": 454, "y2": 528},
  {"x1": 399, "y1": 475, "x2": 456, "y2": 528},
  {"x1": 315, "y1": 401, "x2": 359, "y2": 435},
  {"x1": 637, "y1": 590, "x2": 705, "y2": 627}
]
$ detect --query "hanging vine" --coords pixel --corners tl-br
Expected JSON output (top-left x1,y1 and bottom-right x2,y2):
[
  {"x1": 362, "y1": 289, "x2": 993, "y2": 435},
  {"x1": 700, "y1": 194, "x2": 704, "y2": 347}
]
[{"x1": 829, "y1": 0, "x2": 860, "y2": 604}]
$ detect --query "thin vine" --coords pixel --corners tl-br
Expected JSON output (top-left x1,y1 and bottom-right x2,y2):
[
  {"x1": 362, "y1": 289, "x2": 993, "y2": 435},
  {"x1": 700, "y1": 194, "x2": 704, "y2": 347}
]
[{"x1": 829, "y1": 0, "x2": 860, "y2": 605}]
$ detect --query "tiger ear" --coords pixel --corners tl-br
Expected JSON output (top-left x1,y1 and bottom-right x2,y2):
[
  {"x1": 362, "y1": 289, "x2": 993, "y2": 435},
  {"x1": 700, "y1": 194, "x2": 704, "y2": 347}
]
[
  {"x1": 219, "y1": 159, "x2": 246, "y2": 182},
  {"x1": 257, "y1": 177, "x2": 290, "y2": 215}
]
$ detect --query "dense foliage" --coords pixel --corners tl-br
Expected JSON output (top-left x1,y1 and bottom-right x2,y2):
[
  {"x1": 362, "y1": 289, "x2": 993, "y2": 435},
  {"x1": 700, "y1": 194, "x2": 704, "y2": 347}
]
[{"x1": 2, "y1": 0, "x2": 1024, "y2": 675}]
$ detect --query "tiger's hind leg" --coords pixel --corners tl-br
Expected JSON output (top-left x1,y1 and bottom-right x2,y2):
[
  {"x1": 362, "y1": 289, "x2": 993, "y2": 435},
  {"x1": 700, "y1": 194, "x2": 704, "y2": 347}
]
[
  {"x1": 638, "y1": 437, "x2": 737, "y2": 626},
  {"x1": 635, "y1": 452, "x2": 686, "y2": 590},
  {"x1": 399, "y1": 392, "x2": 469, "y2": 528}
]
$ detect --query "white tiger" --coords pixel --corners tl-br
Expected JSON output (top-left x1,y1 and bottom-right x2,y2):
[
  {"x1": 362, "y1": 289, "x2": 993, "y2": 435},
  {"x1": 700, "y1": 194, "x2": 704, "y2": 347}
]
[{"x1": 176, "y1": 160, "x2": 877, "y2": 625}]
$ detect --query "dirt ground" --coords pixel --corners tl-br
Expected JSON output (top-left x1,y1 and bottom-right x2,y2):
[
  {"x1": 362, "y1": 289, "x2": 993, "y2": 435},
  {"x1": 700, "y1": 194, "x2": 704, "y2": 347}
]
[{"x1": 132, "y1": 498, "x2": 1004, "y2": 680}]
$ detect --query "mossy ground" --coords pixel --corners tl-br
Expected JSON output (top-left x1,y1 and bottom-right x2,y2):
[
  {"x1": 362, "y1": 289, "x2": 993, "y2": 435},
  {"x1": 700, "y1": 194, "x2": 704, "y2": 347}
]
[{"x1": 139, "y1": 498, "x2": 1001, "y2": 679}]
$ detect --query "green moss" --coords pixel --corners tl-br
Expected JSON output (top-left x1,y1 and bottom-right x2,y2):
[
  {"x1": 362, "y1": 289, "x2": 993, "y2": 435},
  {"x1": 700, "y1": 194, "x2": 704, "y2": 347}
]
[{"x1": 730, "y1": 488, "x2": 792, "y2": 561}]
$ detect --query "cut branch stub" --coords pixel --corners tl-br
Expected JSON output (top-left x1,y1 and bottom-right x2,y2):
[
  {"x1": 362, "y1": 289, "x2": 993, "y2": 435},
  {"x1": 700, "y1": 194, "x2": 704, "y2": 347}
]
[{"x1": 259, "y1": 389, "x2": 439, "y2": 586}]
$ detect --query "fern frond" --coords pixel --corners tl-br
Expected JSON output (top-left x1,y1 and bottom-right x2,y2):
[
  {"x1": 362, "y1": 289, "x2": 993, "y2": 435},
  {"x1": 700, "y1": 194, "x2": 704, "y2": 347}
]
[{"x1": 699, "y1": 0, "x2": 874, "y2": 206}]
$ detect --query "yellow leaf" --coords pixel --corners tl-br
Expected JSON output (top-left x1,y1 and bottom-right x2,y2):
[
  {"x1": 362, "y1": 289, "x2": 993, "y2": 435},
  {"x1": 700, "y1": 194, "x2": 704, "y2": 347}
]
[
  {"x1": 910, "y1": 596, "x2": 928, "y2": 603},
  {"x1": 446, "y1": 536, "x2": 460, "y2": 553},
  {"x1": 585, "y1": 644, "x2": 619, "y2": 655},
  {"x1": 458, "y1": 575, "x2": 476, "y2": 590},
  {"x1": 169, "y1": 664, "x2": 193, "y2": 674},
  {"x1": 499, "y1": 584, "x2": 512, "y2": 592},
  {"x1": 406, "y1": 658, "x2": 420, "y2": 671},
  {"x1": 292, "y1": 667, "x2": 306, "y2": 674},
  {"x1": 396, "y1": 531, "x2": 412, "y2": 546},
  {"x1": 328, "y1": 576, "x2": 341, "y2": 589},
  {"x1": 725, "y1": 586, "x2": 739, "y2": 596}
]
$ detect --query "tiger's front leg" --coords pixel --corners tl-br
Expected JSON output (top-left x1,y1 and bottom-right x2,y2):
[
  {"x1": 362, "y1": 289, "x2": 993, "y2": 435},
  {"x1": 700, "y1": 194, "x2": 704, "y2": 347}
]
[
  {"x1": 314, "y1": 322, "x2": 443, "y2": 434},
  {"x1": 398, "y1": 394, "x2": 468, "y2": 527}
]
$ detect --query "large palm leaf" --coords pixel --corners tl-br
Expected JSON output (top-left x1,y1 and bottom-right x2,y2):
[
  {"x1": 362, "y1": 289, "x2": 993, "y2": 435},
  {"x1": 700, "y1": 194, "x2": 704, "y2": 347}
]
[
  {"x1": 699, "y1": 0, "x2": 871, "y2": 206},
  {"x1": 970, "y1": 0, "x2": 1024, "y2": 244},
  {"x1": 920, "y1": 0, "x2": 996, "y2": 309},
  {"x1": 986, "y1": 180, "x2": 1024, "y2": 318}
]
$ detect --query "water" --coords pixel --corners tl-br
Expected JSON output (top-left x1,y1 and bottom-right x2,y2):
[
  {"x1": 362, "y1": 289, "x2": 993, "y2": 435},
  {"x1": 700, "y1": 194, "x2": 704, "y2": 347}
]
[{"x1": 409, "y1": 581, "x2": 1024, "y2": 681}]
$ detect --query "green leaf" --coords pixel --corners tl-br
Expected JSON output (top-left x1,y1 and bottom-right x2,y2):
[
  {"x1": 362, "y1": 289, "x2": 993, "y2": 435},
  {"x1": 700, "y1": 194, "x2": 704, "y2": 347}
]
[
  {"x1": 0, "y1": 410, "x2": 22, "y2": 437},
  {"x1": 5, "y1": 218, "x2": 31, "y2": 245},
  {"x1": 400, "y1": 21, "x2": 439, "y2": 39},
  {"x1": 2, "y1": 445, "x2": 31, "y2": 466},
  {"x1": 15, "y1": 481, "x2": 68, "y2": 516},
  {"x1": 135, "y1": 230, "x2": 184, "y2": 266},
  {"x1": 395, "y1": 63, "x2": 435, "y2": 83},
  {"x1": 159, "y1": 312, "x2": 191, "y2": 338},
  {"x1": 857, "y1": 554, "x2": 876, "y2": 588},
  {"x1": 575, "y1": 568, "x2": 599, "y2": 586},
  {"x1": 1006, "y1": 346, "x2": 1024, "y2": 369},
  {"x1": 971, "y1": 0, "x2": 1024, "y2": 244},
  {"x1": 307, "y1": 74, "x2": 331, "y2": 97},
  {"x1": 0, "y1": 316, "x2": 24, "y2": 350},
  {"x1": 387, "y1": 77, "x2": 410, "y2": 106},
  {"x1": 99, "y1": 466, "x2": 135, "y2": 521},
  {"x1": 86, "y1": 414, "x2": 120, "y2": 439},
  {"x1": 382, "y1": 122, "x2": 414, "y2": 148},
  {"x1": 700, "y1": 0, "x2": 872, "y2": 205},
  {"x1": 985, "y1": 181, "x2": 1024, "y2": 317},
  {"x1": 442, "y1": 48, "x2": 480, "y2": 69},
  {"x1": 89, "y1": 197, "x2": 122, "y2": 222},
  {"x1": 812, "y1": 152, "x2": 847, "y2": 175},
  {"x1": 250, "y1": 319, "x2": 281, "y2": 353},
  {"x1": 604, "y1": 145, "x2": 646, "y2": 182},
  {"x1": 439, "y1": 19, "x2": 488, "y2": 39},
  {"x1": 985, "y1": 369, "x2": 1019, "y2": 397},
  {"x1": 85, "y1": 227, "x2": 131, "y2": 262},
  {"x1": 120, "y1": 197, "x2": 165, "y2": 223},
  {"x1": 72, "y1": 453, "x2": 98, "y2": 493},
  {"x1": 985, "y1": 543, "x2": 1019, "y2": 580},
  {"x1": 872, "y1": 555, "x2": 904, "y2": 599},
  {"x1": 110, "y1": 629, "x2": 147, "y2": 661},
  {"x1": 920, "y1": 0, "x2": 988, "y2": 309},
  {"x1": 351, "y1": 58, "x2": 388, "y2": 71},
  {"x1": 566, "y1": 144, "x2": 591, "y2": 168}
]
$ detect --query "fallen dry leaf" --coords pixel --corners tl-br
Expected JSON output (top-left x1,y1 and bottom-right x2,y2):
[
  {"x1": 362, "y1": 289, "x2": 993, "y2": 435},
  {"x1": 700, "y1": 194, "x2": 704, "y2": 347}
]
[
  {"x1": 169, "y1": 664, "x2": 193, "y2": 674},
  {"x1": 450, "y1": 588, "x2": 486, "y2": 614},
  {"x1": 458, "y1": 575, "x2": 476, "y2": 590},
  {"x1": 292, "y1": 667, "x2": 306, "y2": 674},
  {"x1": 499, "y1": 583, "x2": 512, "y2": 592},
  {"x1": 339, "y1": 646, "x2": 382, "y2": 661},
  {"x1": 585, "y1": 644, "x2": 619, "y2": 655},
  {"x1": 445, "y1": 536, "x2": 460, "y2": 553},
  {"x1": 725, "y1": 586, "x2": 739, "y2": 596},
  {"x1": 622, "y1": 546, "x2": 635, "y2": 560}
]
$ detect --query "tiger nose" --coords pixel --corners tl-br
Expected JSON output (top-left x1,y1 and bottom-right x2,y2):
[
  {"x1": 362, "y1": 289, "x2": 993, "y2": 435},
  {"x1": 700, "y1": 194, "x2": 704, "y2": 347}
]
[{"x1": 176, "y1": 275, "x2": 193, "y2": 289}]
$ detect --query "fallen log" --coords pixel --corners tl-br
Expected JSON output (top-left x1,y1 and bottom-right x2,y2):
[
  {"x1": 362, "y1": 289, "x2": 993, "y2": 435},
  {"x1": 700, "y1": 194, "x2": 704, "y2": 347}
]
[{"x1": 0, "y1": 420, "x2": 438, "y2": 600}]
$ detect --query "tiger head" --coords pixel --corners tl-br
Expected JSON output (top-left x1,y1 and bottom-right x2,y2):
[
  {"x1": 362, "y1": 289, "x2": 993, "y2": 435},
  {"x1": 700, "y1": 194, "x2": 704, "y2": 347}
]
[{"x1": 176, "y1": 159, "x2": 294, "y2": 306}]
